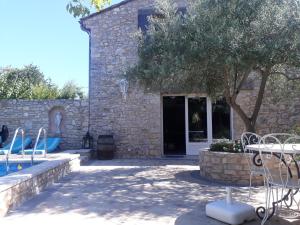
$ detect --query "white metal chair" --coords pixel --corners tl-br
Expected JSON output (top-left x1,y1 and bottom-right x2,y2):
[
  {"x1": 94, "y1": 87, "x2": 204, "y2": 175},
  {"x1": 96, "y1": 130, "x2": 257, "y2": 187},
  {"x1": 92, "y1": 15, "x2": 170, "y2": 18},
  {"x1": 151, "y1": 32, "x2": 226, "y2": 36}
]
[
  {"x1": 241, "y1": 132, "x2": 264, "y2": 198},
  {"x1": 259, "y1": 133, "x2": 300, "y2": 225}
]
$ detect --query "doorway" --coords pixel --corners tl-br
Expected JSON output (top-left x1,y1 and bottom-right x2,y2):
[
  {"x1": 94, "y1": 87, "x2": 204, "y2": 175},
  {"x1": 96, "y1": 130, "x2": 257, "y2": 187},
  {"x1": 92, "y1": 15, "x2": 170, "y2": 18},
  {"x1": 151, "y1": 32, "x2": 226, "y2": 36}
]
[
  {"x1": 163, "y1": 95, "x2": 232, "y2": 155},
  {"x1": 163, "y1": 96, "x2": 186, "y2": 155}
]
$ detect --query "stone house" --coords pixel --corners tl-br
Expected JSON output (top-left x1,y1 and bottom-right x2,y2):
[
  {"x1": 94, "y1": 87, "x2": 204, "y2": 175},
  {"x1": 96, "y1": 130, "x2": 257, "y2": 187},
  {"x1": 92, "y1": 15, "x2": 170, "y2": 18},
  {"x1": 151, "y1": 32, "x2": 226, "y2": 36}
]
[{"x1": 80, "y1": 0, "x2": 300, "y2": 158}]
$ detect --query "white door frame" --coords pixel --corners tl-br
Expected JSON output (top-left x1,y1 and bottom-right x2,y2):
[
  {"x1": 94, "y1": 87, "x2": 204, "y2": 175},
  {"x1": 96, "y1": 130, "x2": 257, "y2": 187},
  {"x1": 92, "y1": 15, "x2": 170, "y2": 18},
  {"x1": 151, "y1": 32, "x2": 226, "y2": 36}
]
[
  {"x1": 161, "y1": 94, "x2": 233, "y2": 156},
  {"x1": 185, "y1": 95, "x2": 213, "y2": 155}
]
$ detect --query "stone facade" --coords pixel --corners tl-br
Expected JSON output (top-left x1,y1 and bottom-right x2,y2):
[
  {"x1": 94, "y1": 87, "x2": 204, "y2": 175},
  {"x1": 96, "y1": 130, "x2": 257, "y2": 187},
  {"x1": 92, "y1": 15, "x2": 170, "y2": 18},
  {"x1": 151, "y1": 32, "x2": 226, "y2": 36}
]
[
  {"x1": 233, "y1": 75, "x2": 300, "y2": 139},
  {"x1": 81, "y1": 0, "x2": 300, "y2": 158},
  {"x1": 81, "y1": 0, "x2": 186, "y2": 158},
  {"x1": 0, "y1": 100, "x2": 88, "y2": 150}
]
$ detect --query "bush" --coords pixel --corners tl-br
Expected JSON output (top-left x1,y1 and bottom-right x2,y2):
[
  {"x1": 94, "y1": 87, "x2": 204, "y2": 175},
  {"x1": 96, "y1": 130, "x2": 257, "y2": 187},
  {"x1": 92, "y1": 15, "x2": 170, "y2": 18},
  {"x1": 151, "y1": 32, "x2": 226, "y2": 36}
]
[
  {"x1": 209, "y1": 139, "x2": 242, "y2": 153},
  {"x1": 290, "y1": 125, "x2": 300, "y2": 136}
]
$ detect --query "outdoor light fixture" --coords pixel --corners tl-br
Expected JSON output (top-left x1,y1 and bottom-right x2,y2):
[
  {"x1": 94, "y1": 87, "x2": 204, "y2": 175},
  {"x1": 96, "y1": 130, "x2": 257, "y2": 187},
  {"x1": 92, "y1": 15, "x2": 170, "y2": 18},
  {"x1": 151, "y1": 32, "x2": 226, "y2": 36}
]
[
  {"x1": 118, "y1": 79, "x2": 129, "y2": 100},
  {"x1": 82, "y1": 131, "x2": 94, "y2": 149}
]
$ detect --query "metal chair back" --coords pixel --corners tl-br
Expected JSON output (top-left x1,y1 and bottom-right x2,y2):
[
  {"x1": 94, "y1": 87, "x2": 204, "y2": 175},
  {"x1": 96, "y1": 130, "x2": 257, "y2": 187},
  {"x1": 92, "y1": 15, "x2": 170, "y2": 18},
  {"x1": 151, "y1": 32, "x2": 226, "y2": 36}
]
[
  {"x1": 259, "y1": 133, "x2": 300, "y2": 188},
  {"x1": 241, "y1": 132, "x2": 262, "y2": 170}
]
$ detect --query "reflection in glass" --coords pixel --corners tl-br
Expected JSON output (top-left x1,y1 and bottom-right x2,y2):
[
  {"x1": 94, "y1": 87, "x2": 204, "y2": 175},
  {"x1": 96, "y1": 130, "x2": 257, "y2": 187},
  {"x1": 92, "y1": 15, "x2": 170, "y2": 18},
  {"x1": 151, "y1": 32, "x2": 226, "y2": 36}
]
[
  {"x1": 212, "y1": 98, "x2": 231, "y2": 139},
  {"x1": 188, "y1": 97, "x2": 207, "y2": 142}
]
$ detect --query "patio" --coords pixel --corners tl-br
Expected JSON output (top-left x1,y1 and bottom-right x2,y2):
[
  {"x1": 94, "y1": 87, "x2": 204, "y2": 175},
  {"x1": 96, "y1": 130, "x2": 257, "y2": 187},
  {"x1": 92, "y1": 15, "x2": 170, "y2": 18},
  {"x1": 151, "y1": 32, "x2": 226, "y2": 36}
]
[{"x1": 1, "y1": 159, "x2": 298, "y2": 225}]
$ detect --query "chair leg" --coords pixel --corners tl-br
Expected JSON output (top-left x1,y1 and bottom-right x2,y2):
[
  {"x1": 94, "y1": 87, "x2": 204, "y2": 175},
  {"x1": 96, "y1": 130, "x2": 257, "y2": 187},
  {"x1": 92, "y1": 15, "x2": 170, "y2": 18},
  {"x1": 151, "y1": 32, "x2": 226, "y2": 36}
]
[
  {"x1": 297, "y1": 193, "x2": 300, "y2": 211},
  {"x1": 262, "y1": 185, "x2": 272, "y2": 225},
  {"x1": 273, "y1": 187, "x2": 279, "y2": 215}
]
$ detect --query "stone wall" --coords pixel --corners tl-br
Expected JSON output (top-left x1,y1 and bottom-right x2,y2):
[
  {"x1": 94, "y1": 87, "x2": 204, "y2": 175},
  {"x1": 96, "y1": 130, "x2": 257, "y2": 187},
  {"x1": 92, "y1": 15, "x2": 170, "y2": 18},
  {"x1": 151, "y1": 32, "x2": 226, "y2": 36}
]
[
  {"x1": 0, "y1": 100, "x2": 88, "y2": 150},
  {"x1": 233, "y1": 75, "x2": 300, "y2": 139},
  {"x1": 199, "y1": 150, "x2": 263, "y2": 186},
  {"x1": 0, "y1": 154, "x2": 81, "y2": 217},
  {"x1": 81, "y1": 0, "x2": 300, "y2": 157},
  {"x1": 81, "y1": 0, "x2": 187, "y2": 158}
]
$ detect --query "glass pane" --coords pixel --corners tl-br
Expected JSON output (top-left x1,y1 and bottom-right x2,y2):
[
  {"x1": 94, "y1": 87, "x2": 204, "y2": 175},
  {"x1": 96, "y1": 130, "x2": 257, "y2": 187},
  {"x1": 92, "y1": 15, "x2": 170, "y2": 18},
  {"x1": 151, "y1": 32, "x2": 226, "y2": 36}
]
[
  {"x1": 212, "y1": 98, "x2": 231, "y2": 139},
  {"x1": 188, "y1": 97, "x2": 207, "y2": 142}
]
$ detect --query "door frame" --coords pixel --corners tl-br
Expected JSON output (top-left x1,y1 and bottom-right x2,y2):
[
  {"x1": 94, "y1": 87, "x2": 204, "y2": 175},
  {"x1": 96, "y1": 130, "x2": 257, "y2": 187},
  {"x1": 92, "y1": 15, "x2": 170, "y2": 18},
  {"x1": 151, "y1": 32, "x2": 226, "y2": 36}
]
[
  {"x1": 161, "y1": 94, "x2": 234, "y2": 156},
  {"x1": 185, "y1": 94, "x2": 213, "y2": 155}
]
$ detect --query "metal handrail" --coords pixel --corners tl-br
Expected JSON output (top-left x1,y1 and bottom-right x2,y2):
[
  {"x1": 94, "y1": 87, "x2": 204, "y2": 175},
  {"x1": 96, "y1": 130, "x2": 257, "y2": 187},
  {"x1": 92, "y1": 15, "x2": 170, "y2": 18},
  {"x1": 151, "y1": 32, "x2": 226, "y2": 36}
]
[
  {"x1": 32, "y1": 127, "x2": 47, "y2": 164},
  {"x1": 6, "y1": 127, "x2": 25, "y2": 172}
]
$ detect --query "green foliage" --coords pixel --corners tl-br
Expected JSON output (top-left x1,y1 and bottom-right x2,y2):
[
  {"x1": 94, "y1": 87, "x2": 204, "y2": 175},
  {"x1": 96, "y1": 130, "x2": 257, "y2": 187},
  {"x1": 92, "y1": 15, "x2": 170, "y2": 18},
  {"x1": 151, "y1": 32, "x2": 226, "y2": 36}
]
[
  {"x1": 267, "y1": 69, "x2": 300, "y2": 103},
  {"x1": 127, "y1": 0, "x2": 300, "y2": 93},
  {"x1": 0, "y1": 65, "x2": 85, "y2": 100},
  {"x1": 0, "y1": 65, "x2": 56, "y2": 99},
  {"x1": 67, "y1": 0, "x2": 111, "y2": 18},
  {"x1": 32, "y1": 83, "x2": 59, "y2": 100},
  {"x1": 210, "y1": 140, "x2": 242, "y2": 153},
  {"x1": 58, "y1": 81, "x2": 85, "y2": 100},
  {"x1": 126, "y1": 0, "x2": 300, "y2": 131},
  {"x1": 290, "y1": 125, "x2": 300, "y2": 136}
]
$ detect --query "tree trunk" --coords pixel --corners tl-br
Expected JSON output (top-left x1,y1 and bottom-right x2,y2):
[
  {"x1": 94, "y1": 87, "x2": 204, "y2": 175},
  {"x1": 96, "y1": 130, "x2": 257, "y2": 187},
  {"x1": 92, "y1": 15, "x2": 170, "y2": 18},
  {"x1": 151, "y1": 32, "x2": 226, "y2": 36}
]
[
  {"x1": 245, "y1": 121, "x2": 256, "y2": 133},
  {"x1": 224, "y1": 71, "x2": 269, "y2": 134},
  {"x1": 229, "y1": 100, "x2": 257, "y2": 133}
]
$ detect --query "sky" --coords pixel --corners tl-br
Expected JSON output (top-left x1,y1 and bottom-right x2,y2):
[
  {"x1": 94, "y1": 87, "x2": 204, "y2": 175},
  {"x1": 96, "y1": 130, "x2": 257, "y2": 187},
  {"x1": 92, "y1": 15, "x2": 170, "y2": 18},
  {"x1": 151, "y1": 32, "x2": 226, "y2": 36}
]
[{"x1": 0, "y1": 0, "x2": 121, "y2": 92}]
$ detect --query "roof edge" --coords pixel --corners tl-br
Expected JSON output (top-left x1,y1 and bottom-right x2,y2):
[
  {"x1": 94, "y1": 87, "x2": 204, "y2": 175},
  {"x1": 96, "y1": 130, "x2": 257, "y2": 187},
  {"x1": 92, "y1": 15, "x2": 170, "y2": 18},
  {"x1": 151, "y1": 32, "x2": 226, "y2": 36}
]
[
  {"x1": 80, "y1": 0, "x2": 137, "y2": 22},
  {"x1": 79, "y1": 19, "x2": 91, "y2": 34}
]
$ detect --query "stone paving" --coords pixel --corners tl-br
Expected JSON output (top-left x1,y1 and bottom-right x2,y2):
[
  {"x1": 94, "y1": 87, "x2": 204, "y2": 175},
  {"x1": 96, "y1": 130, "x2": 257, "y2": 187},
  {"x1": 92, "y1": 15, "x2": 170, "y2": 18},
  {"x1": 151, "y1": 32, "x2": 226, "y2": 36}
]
[{"x1": 0, "y1": 159, "x2": 299, "y2": 225}]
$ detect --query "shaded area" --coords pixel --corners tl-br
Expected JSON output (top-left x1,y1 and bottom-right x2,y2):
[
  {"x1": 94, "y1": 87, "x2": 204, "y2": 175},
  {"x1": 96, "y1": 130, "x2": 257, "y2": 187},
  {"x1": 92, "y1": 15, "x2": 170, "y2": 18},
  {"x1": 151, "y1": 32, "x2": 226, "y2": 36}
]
[
  {"x1": 175, "y1": 205, "x2": 300, "y2": 225},
  {"x1": 177, "y1": 170, "x2": 262, "y2": 188},
  {"x1": 2, "y1": 159, "x2": 299, "y2": 225}
]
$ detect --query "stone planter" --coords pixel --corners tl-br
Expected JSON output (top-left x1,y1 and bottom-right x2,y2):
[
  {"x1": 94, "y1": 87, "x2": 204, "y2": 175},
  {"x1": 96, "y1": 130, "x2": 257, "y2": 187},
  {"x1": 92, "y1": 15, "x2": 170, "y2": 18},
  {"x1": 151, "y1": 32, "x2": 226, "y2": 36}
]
[{"x1": 199, "y1": 149, "x2": 264, "y2": 186}]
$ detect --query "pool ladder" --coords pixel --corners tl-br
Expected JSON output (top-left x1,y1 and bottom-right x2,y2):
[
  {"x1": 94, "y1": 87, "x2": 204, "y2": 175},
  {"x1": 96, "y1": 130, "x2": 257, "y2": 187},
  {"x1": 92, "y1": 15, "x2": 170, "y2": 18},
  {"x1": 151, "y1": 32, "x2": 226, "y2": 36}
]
[
  {"x1": 31, "y1": 127, "x2": 47, "y2": 164},
  {"x1": 5, "y1": 127, "x2": 25, "y2": 173}
]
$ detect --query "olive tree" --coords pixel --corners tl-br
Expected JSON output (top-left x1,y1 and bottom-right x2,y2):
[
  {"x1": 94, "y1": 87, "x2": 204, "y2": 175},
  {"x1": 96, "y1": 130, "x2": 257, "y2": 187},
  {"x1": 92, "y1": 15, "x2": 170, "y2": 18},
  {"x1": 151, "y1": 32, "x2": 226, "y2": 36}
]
[
  {"x1": 126, "y1": 0, "x2": 300, "y2": 132},
  {"x1": 67, "y1": 0, "x2": 111, "y2": 17}
]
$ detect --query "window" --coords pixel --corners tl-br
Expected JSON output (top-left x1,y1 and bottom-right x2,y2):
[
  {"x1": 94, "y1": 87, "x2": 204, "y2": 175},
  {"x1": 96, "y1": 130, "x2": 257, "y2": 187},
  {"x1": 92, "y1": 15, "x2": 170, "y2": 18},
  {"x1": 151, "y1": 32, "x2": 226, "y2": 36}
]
[
  {"x1": 188, "y1": 97, "x2": 207, "y2": 142},
  {"x1": 138, "y1": 9, "x2": 153, "y2": 33},
  {"x1": 138, "y1": 7, "x2": 187, "y2": 33},
  {"x1": 212, "y1": 99, "x2": 231, "y2": 139}
]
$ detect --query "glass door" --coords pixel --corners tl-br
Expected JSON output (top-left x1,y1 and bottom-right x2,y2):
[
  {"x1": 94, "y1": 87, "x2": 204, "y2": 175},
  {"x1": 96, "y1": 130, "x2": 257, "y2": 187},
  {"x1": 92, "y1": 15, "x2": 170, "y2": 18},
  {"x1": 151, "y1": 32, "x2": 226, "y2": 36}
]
[
  {"x1": 163, "y1": 96, "x2": 186, "y2": 155},
  {"x1": 162, "y1": 95, "x2": 232, "y2": 156},
  {"x1": 185, "y1": 96, "x2": 212, "y2": 155}
]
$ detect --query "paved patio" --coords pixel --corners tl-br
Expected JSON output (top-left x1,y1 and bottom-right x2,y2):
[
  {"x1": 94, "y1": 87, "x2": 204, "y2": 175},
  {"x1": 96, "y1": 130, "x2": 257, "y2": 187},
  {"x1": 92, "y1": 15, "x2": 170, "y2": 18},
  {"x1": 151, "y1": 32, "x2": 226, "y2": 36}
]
[{"x1": 1, "y1": 159, "x2": 299, "y2": 225}]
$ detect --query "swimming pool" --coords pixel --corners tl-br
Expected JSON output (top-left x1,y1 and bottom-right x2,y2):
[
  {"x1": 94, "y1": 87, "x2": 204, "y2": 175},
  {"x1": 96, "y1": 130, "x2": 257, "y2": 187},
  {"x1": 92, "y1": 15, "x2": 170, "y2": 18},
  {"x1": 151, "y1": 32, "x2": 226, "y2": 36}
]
[
  {"x1": 0, "y1": 153, "x2": 81, "y2": 217},
  {"x1": 0, "y1": 162, "x2": 40, "y2": 177}
]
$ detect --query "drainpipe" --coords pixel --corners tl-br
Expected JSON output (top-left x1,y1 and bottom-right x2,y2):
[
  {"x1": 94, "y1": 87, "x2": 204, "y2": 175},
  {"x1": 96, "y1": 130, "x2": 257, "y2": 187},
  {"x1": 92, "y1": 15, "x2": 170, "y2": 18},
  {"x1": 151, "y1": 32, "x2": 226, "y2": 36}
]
[{"x1": 79, "y1": 20, "x2": 92, "y2": 136}]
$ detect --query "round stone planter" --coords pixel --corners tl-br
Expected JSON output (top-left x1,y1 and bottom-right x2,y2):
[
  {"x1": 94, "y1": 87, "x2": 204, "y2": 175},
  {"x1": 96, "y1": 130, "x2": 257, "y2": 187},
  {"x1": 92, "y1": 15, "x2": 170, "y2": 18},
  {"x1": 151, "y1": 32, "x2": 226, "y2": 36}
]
[{"x1": 199, "y1": 149, "x2": 264, "y2": 186}]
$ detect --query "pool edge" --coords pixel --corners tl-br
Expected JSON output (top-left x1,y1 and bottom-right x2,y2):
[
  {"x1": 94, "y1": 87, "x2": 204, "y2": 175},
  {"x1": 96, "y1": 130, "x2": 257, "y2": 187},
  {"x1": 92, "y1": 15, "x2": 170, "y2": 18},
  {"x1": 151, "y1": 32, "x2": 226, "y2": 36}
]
[{"x1": 0, "y1": 153, "x2": 81, "y2": 217}]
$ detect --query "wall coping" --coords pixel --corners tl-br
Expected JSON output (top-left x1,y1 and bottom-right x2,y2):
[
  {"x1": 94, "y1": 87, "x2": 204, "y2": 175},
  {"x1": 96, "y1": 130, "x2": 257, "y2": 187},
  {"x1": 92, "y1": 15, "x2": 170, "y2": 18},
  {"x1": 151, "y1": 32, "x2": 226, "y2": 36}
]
[
  {"x1": 199, "y1": 149, "x2": 244, "y2": 155},
  {"x1": 0, "y1": 153, "x2": 81, "y2": 216},
  {"x1": 0, "y1": 153, "x2": 80, "y2": 192}
]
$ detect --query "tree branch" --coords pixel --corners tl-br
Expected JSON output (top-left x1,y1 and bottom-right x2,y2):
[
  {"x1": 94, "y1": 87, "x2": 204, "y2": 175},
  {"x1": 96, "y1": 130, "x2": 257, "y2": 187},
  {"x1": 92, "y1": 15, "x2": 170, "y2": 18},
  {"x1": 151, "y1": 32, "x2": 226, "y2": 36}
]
[
  {"x1": 236, "y1": 72, "x2": 249, "y2": 94},
  {"x1": 251, "y1": 70, "x2": 269, "y2": 123},
  {"x1": 270, "y1": 71, "x2": 300, "y2": 81},
  {"x1": 223, "y1": 67, "x2": 252, "y2": 130}
]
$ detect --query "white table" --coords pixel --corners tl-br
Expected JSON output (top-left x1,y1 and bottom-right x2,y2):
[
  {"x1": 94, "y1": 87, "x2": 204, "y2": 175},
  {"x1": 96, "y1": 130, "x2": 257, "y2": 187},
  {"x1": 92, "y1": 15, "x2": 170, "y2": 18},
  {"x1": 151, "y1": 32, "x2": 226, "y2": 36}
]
[
  {"x1": 246, "y1": 143, "x2": 300, "y2": 220},
  {"x1": 246, "y1": 144, "x2": 300, "y2": 154}
]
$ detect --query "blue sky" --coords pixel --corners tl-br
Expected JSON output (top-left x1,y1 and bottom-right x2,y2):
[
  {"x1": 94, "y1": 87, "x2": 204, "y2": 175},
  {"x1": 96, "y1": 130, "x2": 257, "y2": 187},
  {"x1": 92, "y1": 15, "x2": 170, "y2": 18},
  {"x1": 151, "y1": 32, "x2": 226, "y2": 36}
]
[{"x1": 0, "y1": 0, "x2": 121, "y2": 92}]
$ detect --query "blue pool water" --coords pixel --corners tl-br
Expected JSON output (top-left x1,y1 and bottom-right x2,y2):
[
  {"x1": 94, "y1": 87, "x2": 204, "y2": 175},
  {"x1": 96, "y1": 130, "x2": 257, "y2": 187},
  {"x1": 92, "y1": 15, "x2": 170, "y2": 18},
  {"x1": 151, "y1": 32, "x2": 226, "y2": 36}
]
[{"x1": 0, "y1": 162, "x2": 40, "y2": 177}]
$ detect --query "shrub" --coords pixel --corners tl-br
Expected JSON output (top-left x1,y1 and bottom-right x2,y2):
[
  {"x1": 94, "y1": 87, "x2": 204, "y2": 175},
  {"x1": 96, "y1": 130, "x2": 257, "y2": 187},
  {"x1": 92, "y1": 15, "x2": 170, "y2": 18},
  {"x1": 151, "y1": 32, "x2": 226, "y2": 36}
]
[
  {"x1": 290, "y1": 125, "x2": 300, "y2": 136},
  {"x1": 209, "y1": 139, "x2": 242, "y2": 153}
]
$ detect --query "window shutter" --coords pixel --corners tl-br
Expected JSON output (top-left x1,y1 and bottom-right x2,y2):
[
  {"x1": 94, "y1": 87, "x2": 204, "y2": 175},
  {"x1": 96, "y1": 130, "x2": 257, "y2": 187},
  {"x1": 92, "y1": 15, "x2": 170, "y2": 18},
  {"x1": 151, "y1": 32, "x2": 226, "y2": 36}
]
[
  {"x1": 138, "y1": 7, "x2": 187, "y2": 33},
  {"x1": 138, "y1": 9, "x2": 154, "y2": 33},
  {"x1": 138, "y1": 14, "x2": 150, "y2": 33},
  {"x1": 177, "y1": 7, "x2": 187, "y2": 15}
]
